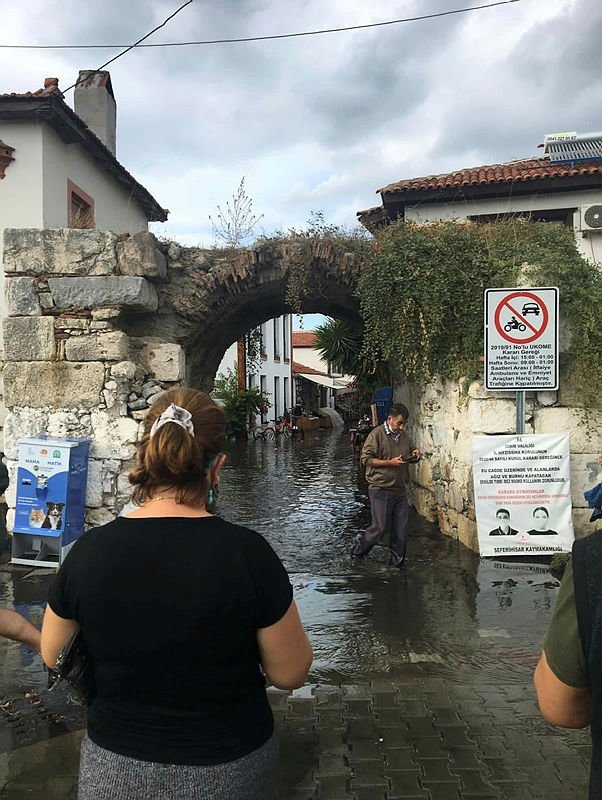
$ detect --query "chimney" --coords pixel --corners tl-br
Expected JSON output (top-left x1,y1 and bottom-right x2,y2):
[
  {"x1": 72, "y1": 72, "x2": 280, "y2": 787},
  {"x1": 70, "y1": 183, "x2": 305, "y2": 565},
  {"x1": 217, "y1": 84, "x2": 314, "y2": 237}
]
[{"x1": 73, "y1": 70, "x2": 117, "y2": 156}]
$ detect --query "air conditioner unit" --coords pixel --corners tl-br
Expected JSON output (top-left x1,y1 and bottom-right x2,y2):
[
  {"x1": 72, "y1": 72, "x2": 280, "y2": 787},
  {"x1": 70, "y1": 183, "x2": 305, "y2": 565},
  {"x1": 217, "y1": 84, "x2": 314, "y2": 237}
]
[{"x1": 580, "y1": 204, "x2": 602, "y2": 232}]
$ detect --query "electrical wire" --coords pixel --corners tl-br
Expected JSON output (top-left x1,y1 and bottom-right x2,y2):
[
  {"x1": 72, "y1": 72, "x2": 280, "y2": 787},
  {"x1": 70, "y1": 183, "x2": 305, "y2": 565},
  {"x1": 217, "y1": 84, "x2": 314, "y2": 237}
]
[
  {"x1": 61, "y1": 0, "x2": 194, "y2": 92},
  {"x1": 2, "y1": 1, "x2": 523, "y2": 52}
]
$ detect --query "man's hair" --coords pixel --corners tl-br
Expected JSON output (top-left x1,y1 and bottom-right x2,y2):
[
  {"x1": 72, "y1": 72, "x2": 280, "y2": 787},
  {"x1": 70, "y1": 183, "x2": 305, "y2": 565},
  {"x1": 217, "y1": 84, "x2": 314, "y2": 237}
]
[
  {"x1": 387, "y1": 403, "x2": 409, "y2": 420},
  {"x1": 533, "y1": 506, "x2": 549, "y2": 517},
  {"x1": 496, "y1": 508, "x2": 510, "y2": 517}
]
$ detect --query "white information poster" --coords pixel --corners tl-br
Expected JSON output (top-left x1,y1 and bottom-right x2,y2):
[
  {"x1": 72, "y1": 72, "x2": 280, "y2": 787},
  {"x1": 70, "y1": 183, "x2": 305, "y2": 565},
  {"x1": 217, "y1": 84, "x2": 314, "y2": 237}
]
[{"x1": 473, "y1": 433, "x2": 574, "y2": 557}]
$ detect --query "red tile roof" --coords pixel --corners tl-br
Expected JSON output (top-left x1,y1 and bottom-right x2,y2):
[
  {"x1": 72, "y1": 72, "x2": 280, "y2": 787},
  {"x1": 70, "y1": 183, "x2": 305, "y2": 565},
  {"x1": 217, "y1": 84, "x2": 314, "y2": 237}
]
[
  {"x1": 292, "y1": 360, "x2": 327, "y2": 376},
  {"x1": 378, "y1": 157, "x2": 602, "y2": 195},
  {"x1": 0, "y1": 77, "x2": 62, "y2": 100},
  {"x1": 292, "y1": 331, "x2": 317, "y2": 348}
]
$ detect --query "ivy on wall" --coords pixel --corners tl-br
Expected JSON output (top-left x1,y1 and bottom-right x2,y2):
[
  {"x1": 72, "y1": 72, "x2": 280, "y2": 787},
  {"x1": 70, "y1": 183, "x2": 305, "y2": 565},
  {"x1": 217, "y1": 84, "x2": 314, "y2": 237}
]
[{"x1": 356, "y1": 220, "x2": 602, "y2": 404}]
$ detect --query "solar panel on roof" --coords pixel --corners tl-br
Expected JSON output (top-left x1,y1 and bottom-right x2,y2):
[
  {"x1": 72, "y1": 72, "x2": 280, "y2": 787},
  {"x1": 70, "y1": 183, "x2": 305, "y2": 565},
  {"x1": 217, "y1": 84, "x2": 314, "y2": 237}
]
[{"x1": 543, "y1": 131, "x2": 602, "y2": 163}]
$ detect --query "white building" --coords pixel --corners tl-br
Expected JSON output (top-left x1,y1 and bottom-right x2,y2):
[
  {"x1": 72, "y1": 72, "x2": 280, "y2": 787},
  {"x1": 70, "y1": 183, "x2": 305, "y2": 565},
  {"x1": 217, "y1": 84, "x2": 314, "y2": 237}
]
[
  {"x1": 0, "y1": 72, "x2": 167, "y2": 335},
  {"x1": 357, "y1": 131, "x2": 602, "y2": 265},
  {"x1": 217, "y1": 315, "x2": 293, "y2": 422},
  {"x1": 292, "y1": 331, "x2": 354, "y2": 413}
]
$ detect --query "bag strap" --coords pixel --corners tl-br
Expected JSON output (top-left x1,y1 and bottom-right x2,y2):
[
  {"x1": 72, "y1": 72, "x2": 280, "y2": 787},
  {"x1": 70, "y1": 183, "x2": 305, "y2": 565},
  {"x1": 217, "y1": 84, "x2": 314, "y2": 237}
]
[{"x1": 572, "y1": 538, "x2": 592, "y2": 663}]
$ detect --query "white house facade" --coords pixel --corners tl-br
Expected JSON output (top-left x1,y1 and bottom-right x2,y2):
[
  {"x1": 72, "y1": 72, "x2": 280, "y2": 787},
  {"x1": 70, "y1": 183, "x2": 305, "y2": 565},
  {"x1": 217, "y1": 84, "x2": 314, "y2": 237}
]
[
  {"x1": 217, "y1": 315, "x2": 294, "y2": 422},
  {"x1": 358, "y1": 134, "x2": 602, "y2": 265},
  {"x1": 0, "y1": 73, "x2": 167, "y2": 346},
  {"x1": 292, "y1": 331, "x2": 353, "y2": 413}
]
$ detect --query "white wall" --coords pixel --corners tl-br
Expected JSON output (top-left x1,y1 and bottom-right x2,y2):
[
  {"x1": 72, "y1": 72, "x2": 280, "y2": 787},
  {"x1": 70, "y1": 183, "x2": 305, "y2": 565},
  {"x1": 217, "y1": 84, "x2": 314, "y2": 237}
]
[
  {"x1": 404, "y1": 187, "x2": 602, "y2": 265},
  {"x1": 0, "y1": 122, "x2": 45, "y2": 352},
  {"x1": 41, "y1": 126, "x2": 148, "y2": 233},
  {"x1": 216, "y1": 315, "x2": 293, "y2": 420}
]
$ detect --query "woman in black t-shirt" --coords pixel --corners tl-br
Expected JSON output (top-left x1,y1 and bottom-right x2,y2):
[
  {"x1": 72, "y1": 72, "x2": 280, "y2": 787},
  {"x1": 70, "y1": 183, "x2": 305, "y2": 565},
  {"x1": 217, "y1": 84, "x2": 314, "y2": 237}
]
[{"x1": 41, "y1": 388, "x2": 313, "y2": 800}]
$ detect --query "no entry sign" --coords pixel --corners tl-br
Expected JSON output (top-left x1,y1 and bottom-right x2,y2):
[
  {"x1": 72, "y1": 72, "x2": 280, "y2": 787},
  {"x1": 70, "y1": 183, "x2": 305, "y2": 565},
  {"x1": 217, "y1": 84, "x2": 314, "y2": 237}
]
[{"x1": 485, "y1": 287, "x2": 558, "y2": 390}]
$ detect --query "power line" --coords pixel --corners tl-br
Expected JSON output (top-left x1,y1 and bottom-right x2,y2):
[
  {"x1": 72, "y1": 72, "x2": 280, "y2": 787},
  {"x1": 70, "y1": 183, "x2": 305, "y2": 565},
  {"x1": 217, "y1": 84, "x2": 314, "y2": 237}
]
[
  {"x1": 1, "y1": 1, "x2": 523, "y2": 51},
  {"x1": 61, "y1": 0, "x2": 194, "y2": 92}
]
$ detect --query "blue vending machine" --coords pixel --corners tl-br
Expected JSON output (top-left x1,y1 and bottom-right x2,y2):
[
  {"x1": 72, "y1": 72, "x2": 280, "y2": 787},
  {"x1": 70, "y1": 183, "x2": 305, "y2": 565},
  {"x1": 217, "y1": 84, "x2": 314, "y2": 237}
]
[{"x1": 11, "y1": 436, "x2": 90, "y2": 568}]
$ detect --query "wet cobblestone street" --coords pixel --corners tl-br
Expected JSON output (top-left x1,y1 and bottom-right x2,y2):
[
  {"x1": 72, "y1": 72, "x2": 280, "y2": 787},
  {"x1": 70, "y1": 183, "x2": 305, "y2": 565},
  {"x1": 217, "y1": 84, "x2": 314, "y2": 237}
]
[{"x1": 0, "y1": 429, "x2": 592, "y2": 798}]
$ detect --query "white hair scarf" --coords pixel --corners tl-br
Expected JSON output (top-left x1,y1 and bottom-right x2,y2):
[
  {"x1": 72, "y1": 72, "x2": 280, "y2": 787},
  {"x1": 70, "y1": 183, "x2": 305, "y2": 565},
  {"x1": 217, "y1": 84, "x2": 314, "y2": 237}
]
[{"x1": 149, "y1": 403, "x2": 194, "y2": 438}]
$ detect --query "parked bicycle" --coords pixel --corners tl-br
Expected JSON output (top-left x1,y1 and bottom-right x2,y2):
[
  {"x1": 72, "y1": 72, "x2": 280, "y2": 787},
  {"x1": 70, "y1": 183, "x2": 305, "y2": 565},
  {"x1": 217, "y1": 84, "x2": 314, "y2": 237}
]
[{"x1": 252, "y1": 423, "x2": 275, "y2": 441}]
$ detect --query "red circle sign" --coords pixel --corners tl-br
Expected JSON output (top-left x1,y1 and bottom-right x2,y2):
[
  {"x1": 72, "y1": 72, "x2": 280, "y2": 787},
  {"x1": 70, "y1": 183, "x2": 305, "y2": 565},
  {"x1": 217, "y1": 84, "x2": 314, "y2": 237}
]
[{"x1": 493, "y1": 291, "x2": 549, "y2": 344}]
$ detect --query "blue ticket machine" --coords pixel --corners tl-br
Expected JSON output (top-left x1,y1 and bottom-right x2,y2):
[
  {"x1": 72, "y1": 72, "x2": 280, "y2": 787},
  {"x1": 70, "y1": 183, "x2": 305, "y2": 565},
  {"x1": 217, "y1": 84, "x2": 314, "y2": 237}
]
[{"x1": 11, "y1": 436, "x2": 90, "y2": 568}]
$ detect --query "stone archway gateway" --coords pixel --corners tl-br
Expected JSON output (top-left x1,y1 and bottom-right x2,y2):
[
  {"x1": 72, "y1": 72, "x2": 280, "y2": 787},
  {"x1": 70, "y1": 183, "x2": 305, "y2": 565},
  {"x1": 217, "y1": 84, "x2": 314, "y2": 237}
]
[
  {"x1": 2, "y1": 227, "x2": 600, "y2": 547},
  {"x1": 1, "y1": 228, "x2": 362, "y2": 531}
]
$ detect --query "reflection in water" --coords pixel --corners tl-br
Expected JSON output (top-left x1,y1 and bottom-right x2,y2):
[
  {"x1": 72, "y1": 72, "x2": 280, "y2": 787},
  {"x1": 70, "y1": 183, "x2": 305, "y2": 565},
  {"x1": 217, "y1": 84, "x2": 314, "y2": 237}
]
[
  {"x1": 0, "y1": 431, "x2": 562, "y2": 696},
  {"x1": 219, "y1": 430, "x2": 560, "y2": 684}
]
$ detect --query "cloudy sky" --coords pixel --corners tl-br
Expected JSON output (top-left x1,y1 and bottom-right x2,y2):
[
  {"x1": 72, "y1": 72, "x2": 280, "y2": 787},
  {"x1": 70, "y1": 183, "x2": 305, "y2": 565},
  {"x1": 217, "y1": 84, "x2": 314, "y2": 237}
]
[{"x1": 2, "y1": 0, "x2": 602, "y2": 251}]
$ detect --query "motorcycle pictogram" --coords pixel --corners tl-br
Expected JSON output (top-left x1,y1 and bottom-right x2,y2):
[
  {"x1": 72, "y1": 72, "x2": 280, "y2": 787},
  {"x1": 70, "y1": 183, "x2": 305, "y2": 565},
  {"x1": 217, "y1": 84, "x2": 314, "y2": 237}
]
[{"x1": 503, "y1": 315, "x2": 526, "y2": 333}]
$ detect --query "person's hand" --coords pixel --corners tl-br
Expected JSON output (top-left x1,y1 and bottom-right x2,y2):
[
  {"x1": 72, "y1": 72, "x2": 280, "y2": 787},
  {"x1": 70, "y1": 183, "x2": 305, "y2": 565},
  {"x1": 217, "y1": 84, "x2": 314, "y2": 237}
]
[
  {"x1": 411, "y1": 448, "x2": 421, "y2": 460},
  {"x1": 390, "y1": 456, "x2": 405, "y2": 466}
]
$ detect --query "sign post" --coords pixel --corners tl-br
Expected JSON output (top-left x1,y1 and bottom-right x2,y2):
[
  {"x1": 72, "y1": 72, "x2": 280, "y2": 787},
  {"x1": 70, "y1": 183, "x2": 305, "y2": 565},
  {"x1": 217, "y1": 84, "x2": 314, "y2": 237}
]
[{"x1": 485, "y1": 287, "x2": 559, "y2": 394}]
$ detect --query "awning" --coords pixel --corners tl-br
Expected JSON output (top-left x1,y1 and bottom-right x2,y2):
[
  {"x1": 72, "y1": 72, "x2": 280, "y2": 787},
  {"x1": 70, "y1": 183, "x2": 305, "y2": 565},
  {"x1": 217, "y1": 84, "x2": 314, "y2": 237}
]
[{"x1": 297, "y1": 373, "x2": 352, "y2": 391}]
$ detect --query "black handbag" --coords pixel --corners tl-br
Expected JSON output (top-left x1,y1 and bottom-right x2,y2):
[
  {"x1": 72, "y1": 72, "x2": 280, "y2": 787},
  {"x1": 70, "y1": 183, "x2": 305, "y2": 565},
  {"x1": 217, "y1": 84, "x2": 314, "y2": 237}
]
[{"x1": 48, "y1": 629, "x2": 96, "y2": 705}]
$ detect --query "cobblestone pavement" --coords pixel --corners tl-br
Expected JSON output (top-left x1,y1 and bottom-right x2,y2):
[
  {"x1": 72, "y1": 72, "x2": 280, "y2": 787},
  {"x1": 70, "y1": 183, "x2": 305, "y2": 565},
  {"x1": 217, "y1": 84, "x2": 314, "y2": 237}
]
[{"x1": 0, "y1": 674, "x2": 591, "y2": 799}]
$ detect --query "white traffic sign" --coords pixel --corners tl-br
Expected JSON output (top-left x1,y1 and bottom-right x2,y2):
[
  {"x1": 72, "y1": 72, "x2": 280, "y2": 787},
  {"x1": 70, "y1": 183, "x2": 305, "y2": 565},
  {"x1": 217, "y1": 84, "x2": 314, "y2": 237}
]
[{"x1": 485, "y1": 287, "x2": 558, "y2": 390}]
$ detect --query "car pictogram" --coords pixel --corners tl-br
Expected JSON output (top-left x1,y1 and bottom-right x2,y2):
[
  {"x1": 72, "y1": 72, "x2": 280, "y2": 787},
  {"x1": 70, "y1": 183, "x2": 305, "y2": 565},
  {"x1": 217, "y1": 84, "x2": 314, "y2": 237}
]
[{"x1": 521, "y1": 302, "x2": 540, "y2": 316}]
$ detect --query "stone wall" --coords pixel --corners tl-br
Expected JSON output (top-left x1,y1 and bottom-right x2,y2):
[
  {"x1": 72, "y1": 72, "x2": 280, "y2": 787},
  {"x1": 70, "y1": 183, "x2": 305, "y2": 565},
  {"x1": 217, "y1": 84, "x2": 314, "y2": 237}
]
[
  {"x1": 397, "y1": 378, "x2": 602, "y2": 552},
  {"x1": 2, "y1": 226, "x2": 601, "y2": 553},
  {"x1": 2, "y1": 228, "x2": 183, "y2": 530}
]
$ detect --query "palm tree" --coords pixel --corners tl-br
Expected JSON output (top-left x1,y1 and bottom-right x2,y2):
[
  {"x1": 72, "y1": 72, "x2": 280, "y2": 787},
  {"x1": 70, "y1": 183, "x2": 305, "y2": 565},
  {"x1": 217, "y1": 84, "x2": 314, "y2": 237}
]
[{"x1": 314, "y1": 319, "x2": 390, "y2": 399}]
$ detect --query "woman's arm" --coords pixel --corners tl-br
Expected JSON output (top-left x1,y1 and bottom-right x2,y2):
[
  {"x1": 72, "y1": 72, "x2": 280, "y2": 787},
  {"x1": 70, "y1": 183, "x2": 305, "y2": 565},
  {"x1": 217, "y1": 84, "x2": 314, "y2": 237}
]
[
  {"x1": 0, "y1": 609, "x2": 41, "y2": 651},
  {"x1": 40, "y1": 605, "x2": 79, "y2": 669},
  {"x1": 257, "y1": 600, "x2": 313, "y2": 690},
  {"x1": 534, "y1": 650, "x2": 591, "y2": 728}
]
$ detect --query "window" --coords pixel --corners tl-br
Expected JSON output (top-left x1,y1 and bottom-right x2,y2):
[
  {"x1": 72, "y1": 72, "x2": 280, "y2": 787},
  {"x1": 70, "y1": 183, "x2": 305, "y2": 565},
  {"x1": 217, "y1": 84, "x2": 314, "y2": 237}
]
[
  {"x1": 468, "y1": 208, "x2": 575, "y2": 228},
  {"x1": 273, "y1": 318, "x2": 281, "y2": 360},
  {"x1": 248, "y1": 373, "x2": 257, "y2": 389},
  {"x1": 283, "y1": 315, "x2": 291, "y2": 361},
  {"x1": 283, "y1": 376, "x2": 290, "y2": 412},
  {"x1": 260, "y1": 322, "x2": 267, "y2": 358},
  {"x1": 274, "y1": 376, "x2": 280, "y2": 419},
  {"x1": 260, "y1": 376, "x2": 267, "y2": 422},
  {"x1": 67, "y1": 180, "x2": 95, "y2": 229}
]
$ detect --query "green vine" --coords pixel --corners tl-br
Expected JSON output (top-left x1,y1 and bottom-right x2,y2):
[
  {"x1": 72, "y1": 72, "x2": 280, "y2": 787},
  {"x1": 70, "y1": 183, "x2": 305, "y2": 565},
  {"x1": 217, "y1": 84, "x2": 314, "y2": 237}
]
[{"x1": 357, "y1": 219, "x2": 602, "y2": 405}]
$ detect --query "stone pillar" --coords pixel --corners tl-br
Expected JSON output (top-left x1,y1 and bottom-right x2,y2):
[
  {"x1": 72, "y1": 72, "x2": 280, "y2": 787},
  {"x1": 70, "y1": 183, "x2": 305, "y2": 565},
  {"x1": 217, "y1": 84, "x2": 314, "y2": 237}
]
[{"x1": 1, "y1": 228, "x2": 184, "y2": 531}]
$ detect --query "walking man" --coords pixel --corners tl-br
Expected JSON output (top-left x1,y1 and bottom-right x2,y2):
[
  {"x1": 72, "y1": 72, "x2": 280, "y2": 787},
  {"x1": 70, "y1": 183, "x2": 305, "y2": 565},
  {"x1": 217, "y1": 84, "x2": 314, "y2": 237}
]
[{"x1": 351, "y1": 403, "x2": 421, "y2": 568}]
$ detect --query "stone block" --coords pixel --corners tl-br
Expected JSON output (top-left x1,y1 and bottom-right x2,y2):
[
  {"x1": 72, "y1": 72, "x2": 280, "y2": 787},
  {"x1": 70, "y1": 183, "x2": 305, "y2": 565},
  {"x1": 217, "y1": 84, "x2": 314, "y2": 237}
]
[
  {"x1": 3, "y1": 228, "x2": 117, "y2": 276},
  {"x1": 47, "y1": 410, "x2": 93, "y2": 440},
  {"x1": 85, "y1": 507, "x2": 116, "y2": 528},
  {"x1": 412, "y1": 487, "x2": 437, "y2": 522},
  {"x1": 571, "y1": 455, "x2": 602, "y2": 507},
  {"x1": 534, "y1": 407, "x2": 602, "y2": 452},
  {"x1": 86, "y1": 459, "x2": 104, "y2": 507},
  {"x1": 457, "y1": 515, "x2": 479, "y2": 552},
  {"x1": 48, "y1": 276, "x2": 158, "y2": 313},
  {"x1": 139, "y1": 342, "x2": 185, "y2": 381},
  {"x1": 3, "y1": 362, "x2": 104, "y2": 409},
  {"x1": 3, "y1": 409, "x2": 50, "y2": 459},
  {"x1": 415, "y1": 458, "x2": 432, "y2": 489},
  {"x1": 537, "y1": 391, "x2": 557, "y2": 407},
  {"x1": 111, "y1": 361, "x2": 137, "y2": 380},
  {"x1": 468, "y1": 398, "x2": 516, "y2": 434},
  {"x1": 3, "y1": 317, "x2": 55, "y2": 361},
  {"x1": 573, "y1": 508, "x2": 602, "y2": 538},
  {"x1": 448, "y1": 482, "x2": 465, "y2": 513},
  {"x1": 5, "y1": 277, "x2": 41, "y2": 316},
  {"x1": 90, "y1": 412, "x2": 141, "y2": 459},
  {"x1": 116, "y1": 232, "x2": 167, "y2": 281},
  {"x1": 65, "y1": 331, "x2": 130, "y2": 362}
]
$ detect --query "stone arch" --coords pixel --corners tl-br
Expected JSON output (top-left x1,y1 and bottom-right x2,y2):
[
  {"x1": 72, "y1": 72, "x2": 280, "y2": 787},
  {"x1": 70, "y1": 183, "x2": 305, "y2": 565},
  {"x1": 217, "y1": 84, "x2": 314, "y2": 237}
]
[{"x1": 1, "y1": 228, "x2": 364, "y2": 526}]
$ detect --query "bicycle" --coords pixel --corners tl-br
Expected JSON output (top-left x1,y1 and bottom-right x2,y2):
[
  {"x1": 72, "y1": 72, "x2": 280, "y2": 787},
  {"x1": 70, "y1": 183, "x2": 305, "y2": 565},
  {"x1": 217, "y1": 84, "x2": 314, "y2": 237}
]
[
  {"x1": 274, "y1": 416, "x2": 304, "y2": 440},
  {"x1": 252, "y1": 423, "x2": 275, "y2": 441}
]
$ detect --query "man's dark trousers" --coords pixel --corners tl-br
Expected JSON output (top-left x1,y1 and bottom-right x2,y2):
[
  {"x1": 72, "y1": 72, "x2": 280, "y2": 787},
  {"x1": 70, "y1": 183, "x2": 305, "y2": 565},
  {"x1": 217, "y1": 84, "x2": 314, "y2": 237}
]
[{"x1": 353, "y1": 487, "x2": 409, "y2": 566}]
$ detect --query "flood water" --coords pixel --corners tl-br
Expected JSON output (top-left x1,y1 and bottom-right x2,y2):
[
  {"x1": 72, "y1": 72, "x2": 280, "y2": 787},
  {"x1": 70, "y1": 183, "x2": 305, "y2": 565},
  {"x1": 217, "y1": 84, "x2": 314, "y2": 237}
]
[
  {"x1": 221, "y1": 428, "x2": 559, "y2": 685},
  {"x1": 0, "y1": 427, "x2": 571, "y2": 796}
]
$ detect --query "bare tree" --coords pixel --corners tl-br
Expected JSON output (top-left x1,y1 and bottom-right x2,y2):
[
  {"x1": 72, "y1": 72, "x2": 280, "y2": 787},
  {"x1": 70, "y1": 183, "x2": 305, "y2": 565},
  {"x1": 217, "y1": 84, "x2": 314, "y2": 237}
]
[{"x1": 209, "y1": 177, "x2": 263, "y2": 247}]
